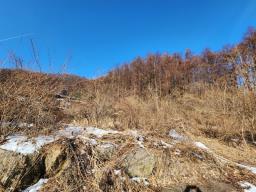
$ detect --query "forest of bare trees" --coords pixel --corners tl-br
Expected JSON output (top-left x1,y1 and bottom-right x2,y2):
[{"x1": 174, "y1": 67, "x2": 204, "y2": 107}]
[{"x1": 106, "y1": 28, "x2": 256, "y2": 96}]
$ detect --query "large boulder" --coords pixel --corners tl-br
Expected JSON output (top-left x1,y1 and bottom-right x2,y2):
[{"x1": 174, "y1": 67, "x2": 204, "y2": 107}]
[
  {"x1": 44, "y1": 143, "x2": 67, "y2": 177},
  {"x1": 122, "y1": 148, "x2": 155, "y2": 177},
  {"x1": 0, "y1": 149, "x2": 44, "y2": 191}
]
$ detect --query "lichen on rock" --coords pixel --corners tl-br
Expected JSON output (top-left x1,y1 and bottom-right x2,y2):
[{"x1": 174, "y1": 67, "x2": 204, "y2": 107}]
[{"x1": 122, "y1": 147, "x2": 155, "y2": 178}]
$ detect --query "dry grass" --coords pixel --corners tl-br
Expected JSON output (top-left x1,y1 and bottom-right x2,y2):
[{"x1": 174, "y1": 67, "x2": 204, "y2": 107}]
[
  {"x1": 1, "y1": 69, "x2": 256, "y2": 191},
  {"x1": 74, "y1": 83, "x2": 256, "y2": 147},
  {"x1": 0, "y1": 69, "x2": 91, "y2": 137},
  {"x1": 2, "y1": 69, "x2": 255, "y2": 145}
]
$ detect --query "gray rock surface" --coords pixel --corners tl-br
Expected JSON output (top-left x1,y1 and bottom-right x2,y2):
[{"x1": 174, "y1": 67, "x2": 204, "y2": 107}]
[
  {"x1": 122, "y1": 147, "x2": 155, "y2": 177},
  {"x1": 96, "y1": 143, "x2": 117, "y2": 160}
]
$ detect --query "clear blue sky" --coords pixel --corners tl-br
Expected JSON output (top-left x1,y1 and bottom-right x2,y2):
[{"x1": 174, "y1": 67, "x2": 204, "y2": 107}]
[{"x1": 0, "y1": 0, "x2": 256, "y2": 78}]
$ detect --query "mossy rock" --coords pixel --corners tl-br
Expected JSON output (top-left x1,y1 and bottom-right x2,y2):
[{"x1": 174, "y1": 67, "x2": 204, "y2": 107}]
[{"x1": 122, "y1": 147, "x2": 155, "y2": 177}]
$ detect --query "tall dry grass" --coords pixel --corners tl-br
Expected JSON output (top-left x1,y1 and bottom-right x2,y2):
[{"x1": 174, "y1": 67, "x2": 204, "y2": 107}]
[
  {"x1": 73, "y1": 83, "x2": 256, "y2": 146},
  {"x1": 0, "y1": 69, "x2": 91, "y2": 136},
  {"x1": 0, "y1": 67, "x2": 255, "y2": 146}
]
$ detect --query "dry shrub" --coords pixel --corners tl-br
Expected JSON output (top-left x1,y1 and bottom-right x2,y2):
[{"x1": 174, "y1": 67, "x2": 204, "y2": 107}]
[
  {"x1": 99, "y1": 169, "x2": 155, "y2": 192},
  {"x1": 41, "y1": 139, "x2": 96, "y2": 192},
  {"x1": 1, "y1": 68, "x2": 255, "y2": 145},
  {"x1": 0, "y1": 69, "x2": 89, "y2": 136},
  {"x1": 79, "y1": 82, "x2": 256, "y2": 146},
  {"x1": 75, "y1": 91, "x2": 115, "y2": 128},
  {"x1": 114, "y1": 95, "x2": 178, "y2": 133},
  {"x1": 178, "y1": 83, "x2": 256, "y2": 144}
]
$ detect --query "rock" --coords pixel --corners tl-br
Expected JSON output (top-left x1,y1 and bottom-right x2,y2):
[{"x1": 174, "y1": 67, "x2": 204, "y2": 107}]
[
  {"x1": 60, "y1": 89, "x2": 69, "y2": 96},
  {"x1": 122, "y1": 148, "x2": 155, "y2": 177},
  {"x1": 41, "y1": 140, "x2": 93, "y2": 192},
  {"x1": 0, "y1": 183, "x2": 4, "y2": 192},
  {"x1": 200, "y1": 182, "x2": 237, "y2": 192},
  {"x1": 160, "y1": 186, "x2": 182, "y2": 192},
  {"x1": 160, "y1": 182, "x2": 236, "y2": 192},
  {"x1": 0, "y1": 121, "x2": 11, "y2": 129},
  {"x1": 0, "y1": 149, "x2": 43, "y2": 191},
  {"x1": 96, "y1": 143, "x2": 117, "y2": 160},
  {"x1": 44, "y1": 143, "x2": 67, "y2": 177},
  {"x1": 55, "y1": 89, "x2": 69, "y2": 99}
]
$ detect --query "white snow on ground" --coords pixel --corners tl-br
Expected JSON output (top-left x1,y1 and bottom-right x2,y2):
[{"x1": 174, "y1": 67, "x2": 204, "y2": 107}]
[
  {"x1": 237, "y1": 164, "x2": 256, "y2": 174},
  {"x1": 23, "y1": 179, "x2": 48, "y2": 192},
  {"x1": 0, "y1": 135, "x2": 54, "y2": 155},
  {"x1": 0, "y1": 125, "x2": 85, "y2": 154},
  {"x1": 193, "y1": 141, "x2": 256, "y2": 177},
  {"x1": 18, "y1": 123, "x2": 34, "y2": 128},
  {"x1": 114, "y1": 169, "x2": 121, "y2": 176},
  {"x1": 240, "y1": 181, "x2": 256, "y2": 192},
  {"x1": 192, "y1": 140, "x2": 256, "y2": 191},
  {"x1": 88, "y1": 138, "x2": 98, "y2": 145},
  {"x1": 160, "y1": 140, "x2": 173, "y2": 148},
  {"x1": 125, "y1": 130, "x2": 143, "y2": 141},
  {"x1": 168, "y1": 129, "x2": 185, "y2": 141},
  {"x1": 156, "y1": 140, "x2": 173, "y2": 149},
  {"x1": 131, "y1": 177, "x2": 149, "y2": 186},
  {"x1": 127, "y1": 130, "x2": 145, "y2": 148},
  {"x1": 194, "y1": 142, "x2": 209, "y2": 150},
  {"x1": 0, "y1": 125, "x2": 120, "y2": 154},
  {"x1": 100, "y1": 143, "x2": 115, "y2": 149},
  {"x1": 56, "y1": 125, "x2": 84, "y2": 138},
  {"x1": 85, "y1": 127, "x2": 119, "y2": 138},
  {"x1": 0, "y1": 123, "x2": 149, "y2": 155}
]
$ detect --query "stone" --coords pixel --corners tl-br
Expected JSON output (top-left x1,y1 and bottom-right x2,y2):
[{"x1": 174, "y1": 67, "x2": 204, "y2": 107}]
[
  {"x1": 96, "y1": 143, "x2": 117, "y2": 160},
  {"x1": 0, "y1": 149, "x2": 43, "y2": 191},
  {"x1": 122, "y1": 148, "x2": 155, "y2": 177},
  {"x1": 160, "y1": 187, "x2": 182, "y2": 192},
  {"x1": 200, "y1": 182, "x2": 237, "y2": 192},
  {"x1": 160, "y1": 182, "x2": 237, "y2": 192},
  {"x1": 44, "y1": 143, "x2": 67, "y2": 177}
]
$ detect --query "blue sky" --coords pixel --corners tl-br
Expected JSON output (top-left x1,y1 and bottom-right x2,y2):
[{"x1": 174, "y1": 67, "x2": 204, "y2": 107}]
[{"x1": 0, "y1": 0, "x2": 256, "y2": 78}]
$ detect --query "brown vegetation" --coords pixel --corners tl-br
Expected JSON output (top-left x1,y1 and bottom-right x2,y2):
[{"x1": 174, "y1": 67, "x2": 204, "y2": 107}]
[
  {"x1": 0, "y1": 28, "x2": 256, "y2": 191},
  {"x1": 1, "y1": 28, "x2": 256, "y2": 144}
]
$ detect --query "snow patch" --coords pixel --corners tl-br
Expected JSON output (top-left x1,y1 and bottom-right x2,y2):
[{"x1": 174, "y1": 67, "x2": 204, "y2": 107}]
[
  {"x1": 85, "y1": 127, "x2": 119, "y2": 138},
  {"x1": 168, "y1": 130, "x2": 185, "y2": 141},
  {"x1": 18, "y1": 122, "x2": 34, "y2": 128},
  {"x1": 0, "y1": 125, "x2": 119, "y2": 154},
  {"x1": 194, "y1": 142, "x2": 209, "y2": 150},
  {"x1": 0, "y1": 135, "x2": 54, "y2": 155},
  {"x1": 193, "y1": 141, "x2": 256, "y2": 175},
  {"x1": 127, "y1": 130, "x2": 143, "y2": 140},
  {"x1": 131, "y1": 177, "x2": 149, "y2": 186},
  {"x1": 127, "y1": 130, "x2": 145, "y2": 148},
  {"x1": 237, "y1": 164, "x2": 256, "y2": 175},
  {"x1": 174, "y1": 149, "x2": 181, "y2": 155},
  {"x1": 56, "y1": 125, "x2": 84, "y2": 138},
  {"x1": 160, "y1": 140, "x2": 173, "y2": 148},
  {"x1": 192, "y1": 152, "x2": 203, "y2": 160},
  {"x1": 114, "y1": 169, "x2": 121, "y2": 176},
  {"x1": 23, "y1": 179, "x2": 48, "y2": 192},
  {"x1": 88, "y1": 138, "x2": 98, "y2": 146},
  {"x1": 154, "y1": 140, "x2": 173, "y2": 149},
  {"x1": 0, "y1": 125, "x2": 85, "y2": 154},
  {"x1": 240, "y1": 181, "x2": 256, "y2": 192},
  {"x1": 100, "y1": 143, "x2": 115, "y2": 149}
]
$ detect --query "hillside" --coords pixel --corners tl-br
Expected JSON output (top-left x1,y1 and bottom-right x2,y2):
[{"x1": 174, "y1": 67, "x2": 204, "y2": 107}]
[{"x1": 0, "y1": 29, "x2": 256, "y2": 192}]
